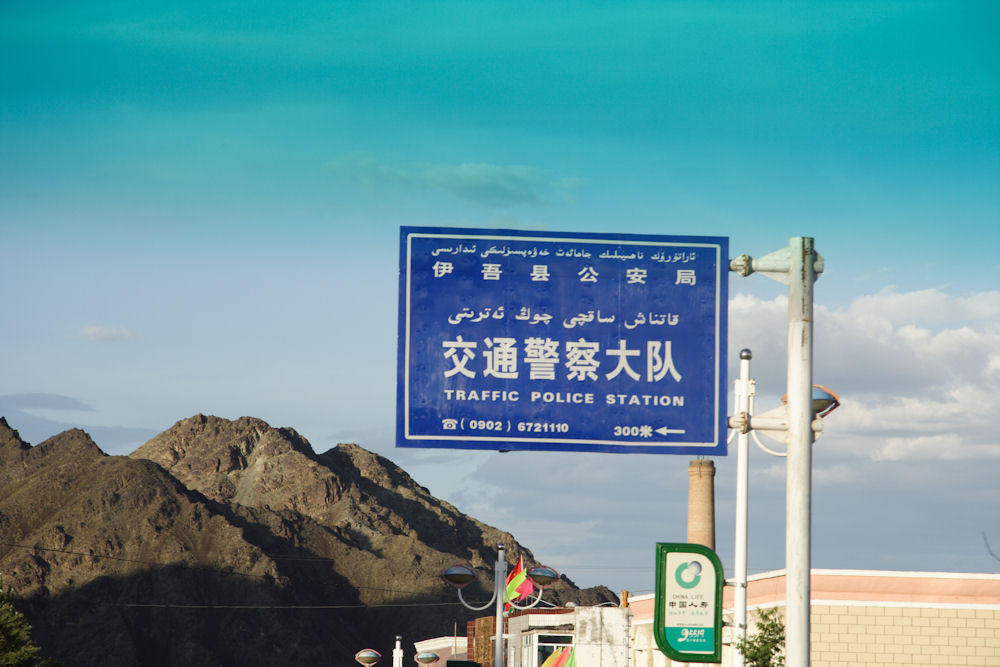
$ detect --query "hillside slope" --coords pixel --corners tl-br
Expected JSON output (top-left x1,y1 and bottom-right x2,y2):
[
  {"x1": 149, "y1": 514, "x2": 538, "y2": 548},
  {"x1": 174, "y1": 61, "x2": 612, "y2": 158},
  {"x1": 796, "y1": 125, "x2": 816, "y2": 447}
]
[{"x1": 0, "y1": 415, "x2": 616, "y2": 666}]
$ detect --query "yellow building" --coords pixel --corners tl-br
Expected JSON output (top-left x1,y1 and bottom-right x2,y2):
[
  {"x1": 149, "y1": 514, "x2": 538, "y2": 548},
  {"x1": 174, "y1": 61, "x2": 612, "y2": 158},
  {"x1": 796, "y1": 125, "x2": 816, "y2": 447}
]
[{"x1": 629, "y1": 569, "x2": 1000, "y2": 666}]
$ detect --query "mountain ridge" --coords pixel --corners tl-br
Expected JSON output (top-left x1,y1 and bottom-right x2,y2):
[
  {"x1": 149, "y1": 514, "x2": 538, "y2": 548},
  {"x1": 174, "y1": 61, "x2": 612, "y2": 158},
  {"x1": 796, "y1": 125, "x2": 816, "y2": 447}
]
[{"x1": 0, "y1": 414, "x2": 616, "y2": 666}]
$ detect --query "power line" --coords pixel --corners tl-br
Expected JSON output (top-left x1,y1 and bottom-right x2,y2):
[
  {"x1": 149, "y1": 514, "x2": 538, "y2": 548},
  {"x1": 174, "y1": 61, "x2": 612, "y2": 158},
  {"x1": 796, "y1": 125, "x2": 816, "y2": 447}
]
[
  {"x1": 0, "y1": 541, "x2": 270, "y2": 580},
  {"x1": 0, "y1": 540, "x2": 463, "y2": 602},
  {"x1": 112, "y1": 601, "x2": 465, "y2": 610},
  {"x1": 0, "y1": 540, "x2": 674, "y2": 599}
]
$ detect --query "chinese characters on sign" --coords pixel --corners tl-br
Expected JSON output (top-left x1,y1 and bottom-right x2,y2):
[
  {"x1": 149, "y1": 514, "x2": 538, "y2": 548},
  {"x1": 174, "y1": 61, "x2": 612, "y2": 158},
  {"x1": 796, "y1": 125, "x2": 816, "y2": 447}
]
[{"x1": 397, "y1": 227, "x2": 728, "y2": 454}]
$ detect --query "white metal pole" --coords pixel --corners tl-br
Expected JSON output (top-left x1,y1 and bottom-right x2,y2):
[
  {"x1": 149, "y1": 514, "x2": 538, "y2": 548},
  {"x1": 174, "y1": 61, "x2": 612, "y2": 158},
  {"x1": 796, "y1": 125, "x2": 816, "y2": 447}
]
[
  {"x1": 732, "y1": 349, "x2": 752, "y2": 667},
  {"x1": 785, "y1": 237, "x2": 816, "y2": 666},
  {"x1": 393, "y1": 635, "x2": 403, "y2": 667},
  {"x1": 494, "y1": 545, "x2": 507, "y2": 667}
]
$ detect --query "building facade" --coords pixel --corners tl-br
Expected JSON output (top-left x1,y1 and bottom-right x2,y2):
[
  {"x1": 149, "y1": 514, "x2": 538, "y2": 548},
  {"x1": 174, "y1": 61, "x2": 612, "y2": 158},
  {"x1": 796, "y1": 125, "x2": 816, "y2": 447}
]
[
  {"x1": 419, "y1": 568, "x2": 1000, "y2": 666},
  {"x1": 506, "y1": 606, "x2": 631, "y2": 666},
  {"x1": 630, "y1": 569, "x2": 1000, "y2": 666}
]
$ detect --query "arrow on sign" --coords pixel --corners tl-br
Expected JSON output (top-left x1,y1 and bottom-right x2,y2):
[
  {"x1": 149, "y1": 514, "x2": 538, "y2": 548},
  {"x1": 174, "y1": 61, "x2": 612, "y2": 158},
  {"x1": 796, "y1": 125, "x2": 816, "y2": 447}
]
[{"x1": 656, "y1": 426, "x2": 687, "y2": 436}]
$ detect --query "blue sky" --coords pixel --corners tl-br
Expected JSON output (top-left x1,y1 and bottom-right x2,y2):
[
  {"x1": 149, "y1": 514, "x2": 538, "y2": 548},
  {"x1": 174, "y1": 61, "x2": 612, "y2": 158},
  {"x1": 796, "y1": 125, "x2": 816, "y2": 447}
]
[{"x1": 2, "y1": 1, "x2": 998, "y2": 595}]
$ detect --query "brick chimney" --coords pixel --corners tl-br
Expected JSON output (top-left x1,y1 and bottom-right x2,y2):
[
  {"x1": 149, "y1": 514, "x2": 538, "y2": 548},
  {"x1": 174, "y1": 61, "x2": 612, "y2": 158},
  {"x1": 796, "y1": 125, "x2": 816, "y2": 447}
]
[{"x1": 687, "y1": 458, "x2": 716, "y2": 549}]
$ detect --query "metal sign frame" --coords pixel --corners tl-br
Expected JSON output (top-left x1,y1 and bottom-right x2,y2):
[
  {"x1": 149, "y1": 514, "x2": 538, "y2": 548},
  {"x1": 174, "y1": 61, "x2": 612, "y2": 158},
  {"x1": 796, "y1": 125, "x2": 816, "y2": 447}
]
[
  {"x1": 654, "y1": 542, "x2": 724, "y2": 663},
  {"x1": 397, "y1": 226, "x2": 728, "y2": 454}
]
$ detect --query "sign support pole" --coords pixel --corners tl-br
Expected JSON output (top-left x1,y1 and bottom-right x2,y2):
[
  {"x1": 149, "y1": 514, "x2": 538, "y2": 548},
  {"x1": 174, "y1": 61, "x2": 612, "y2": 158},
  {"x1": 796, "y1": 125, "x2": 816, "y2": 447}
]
[
  {"x1": 730, "y1": 237, "x2": 821, "y2": 666},
  {"x1": 785, "y1": 236, "x2": 816, "y2": 667}
]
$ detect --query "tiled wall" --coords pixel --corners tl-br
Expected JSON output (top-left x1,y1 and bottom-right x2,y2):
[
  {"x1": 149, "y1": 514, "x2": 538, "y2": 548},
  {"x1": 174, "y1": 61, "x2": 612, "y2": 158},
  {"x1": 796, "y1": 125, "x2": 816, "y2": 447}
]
[{"x1": 808, "y1": 605, "x2": 1000, "y2": 666}]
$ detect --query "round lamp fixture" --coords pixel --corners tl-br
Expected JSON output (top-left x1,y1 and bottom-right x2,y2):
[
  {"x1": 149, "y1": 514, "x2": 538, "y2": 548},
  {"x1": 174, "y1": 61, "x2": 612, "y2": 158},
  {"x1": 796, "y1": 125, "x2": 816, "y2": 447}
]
[
  {"x1": 414, "y1": 651, "x2": 440, "y2": 664},
  {"x1": 781, "y1": 384, "x2": 841, "y2": 418},
  {"x1": 441, "y1": 564, "x2": 477, "y2": 589},
  {"x1": 355, "y1": 648, "x2": 382, "y2": 665},
  {"x1": 526, "y1": 566, "x2": 560, "y2": 588},
  {"x1": 810, "y1": 384, "x2": 840, "y2": 417}
]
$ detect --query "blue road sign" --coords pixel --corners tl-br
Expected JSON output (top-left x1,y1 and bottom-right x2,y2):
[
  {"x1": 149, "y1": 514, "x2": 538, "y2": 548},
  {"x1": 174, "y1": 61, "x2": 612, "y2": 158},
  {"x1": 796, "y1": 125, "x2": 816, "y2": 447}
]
[{"x1": 397, "y1": 227, "x2": 728, "y2": 454}]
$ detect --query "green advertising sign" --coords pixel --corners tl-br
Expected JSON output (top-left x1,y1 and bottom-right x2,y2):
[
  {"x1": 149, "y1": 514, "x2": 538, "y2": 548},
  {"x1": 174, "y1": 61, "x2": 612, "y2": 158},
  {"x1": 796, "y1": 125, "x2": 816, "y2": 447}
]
[{"x1": 654, "y1": 542, "x2": 724, "y2": 663}]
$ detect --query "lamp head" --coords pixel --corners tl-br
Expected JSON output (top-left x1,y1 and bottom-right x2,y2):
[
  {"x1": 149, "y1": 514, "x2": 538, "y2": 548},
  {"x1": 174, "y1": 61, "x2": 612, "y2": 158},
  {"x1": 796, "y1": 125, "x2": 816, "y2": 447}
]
[
  {"x1": 781, "y1": 384, "x2": 841, "y2": 418},
  {"x1": 810, "y1": 384, "x2": 840, "y2": 417},
  {"x1": 414, "y1": 651, "x2": 440, "y2": 664},
  {"x1": 441, "y1": 564, "x2": 477, "y2": 589},
  {"x1": 526, "y1": 565, "x2": 560, "y2": 588},
  {"x1": 355, "y1": 649, "x2": 382, "y2": 665}
]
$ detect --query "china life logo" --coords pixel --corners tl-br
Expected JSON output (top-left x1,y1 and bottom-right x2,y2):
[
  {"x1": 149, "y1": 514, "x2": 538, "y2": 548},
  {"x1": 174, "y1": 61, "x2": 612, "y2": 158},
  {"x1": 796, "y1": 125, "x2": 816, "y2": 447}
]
[
  {"x1": 675, "y1": 560, "x2": 702, "y2": 589},
  {"x1": 664, "y1": 554, "x2": 713, "y2": 653}
]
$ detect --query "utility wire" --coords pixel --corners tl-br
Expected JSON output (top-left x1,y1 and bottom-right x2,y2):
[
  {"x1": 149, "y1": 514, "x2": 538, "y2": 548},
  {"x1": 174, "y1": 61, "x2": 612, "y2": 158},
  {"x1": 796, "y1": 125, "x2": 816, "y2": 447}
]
[
  {"x1": 0, "y1": 540, "x2": 465, "y2": 601},
  {"x1": 0, "y1": 540, "x2": 271, "y2": 580},
  {"x1": 112, "y1": 601, "x2": 465, "y2": 610},
  {"x1": 0, "y1": 540, "x2": 617, "y2": 613},
  {"x1": 0, "y1": 541, "x2": 663, "y2": 599}
]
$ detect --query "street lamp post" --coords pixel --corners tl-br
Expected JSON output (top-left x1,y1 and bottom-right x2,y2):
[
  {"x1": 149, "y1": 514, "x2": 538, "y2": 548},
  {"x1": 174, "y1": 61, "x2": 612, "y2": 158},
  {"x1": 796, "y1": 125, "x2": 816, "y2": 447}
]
[
  {"x1": 728, "y1": 347, "x2": 840, "y2": 667},
  {"x1": 441, "y1": 544, "x2": 559, "y2": 667},
  {"x1": 393, "y1": 636, "x2": 404, "y2": 667},
  {"x1": 731, "y1": 349, "x2": 753, "y2": 667}
]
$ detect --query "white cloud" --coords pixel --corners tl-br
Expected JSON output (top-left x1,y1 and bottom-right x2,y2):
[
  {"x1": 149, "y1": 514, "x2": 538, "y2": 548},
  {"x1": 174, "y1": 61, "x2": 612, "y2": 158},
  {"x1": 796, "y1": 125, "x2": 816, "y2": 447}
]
[
  {"x1": 847, "y1": 288, "x2": 1000, "y2": 327},
  {"x1": 420, "y1": 162, "x2": 579, "y2": 206},
  {"x1": 80, "y1": 325, "x2": 136, "y2": 342},
  {"x1": 413, "y1": 286, "x2": 999, "y2": 590},
  {"x1": 812, "y1": 463, "x2": 858, "y2": 484},
  {"x1": 868, "y1": 433, "x2": 1000, "y2": 462},
  {"x1": 329, "y1": 154, "x2": 579, "y2": 207},
  {"x1": 729, "y1": 288, "x2": 1000, "y2": 462},
  {"x1": 0, "y1": 393, "x2": 93, "y2": 411}
]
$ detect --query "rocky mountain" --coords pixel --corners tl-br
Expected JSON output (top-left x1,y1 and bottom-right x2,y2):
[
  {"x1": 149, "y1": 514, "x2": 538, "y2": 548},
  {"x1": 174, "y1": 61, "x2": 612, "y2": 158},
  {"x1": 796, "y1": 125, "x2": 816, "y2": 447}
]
[{"x1": 0, "y1": 415, "x2": 616, "y2": 666}]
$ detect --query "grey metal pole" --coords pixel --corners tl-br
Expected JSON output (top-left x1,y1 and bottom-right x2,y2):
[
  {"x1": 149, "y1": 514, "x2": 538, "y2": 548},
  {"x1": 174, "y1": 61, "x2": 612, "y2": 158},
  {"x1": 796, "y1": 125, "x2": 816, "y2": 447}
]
[
  {"x1": 732, "y1": 349, "x2": 752, "y2": 667},
  {"x1": 494, "y1": 545, "x2": 507, "y2": 667},
  {"x1": 785, "y1": 237, "x2": 816, "y2": 666}
]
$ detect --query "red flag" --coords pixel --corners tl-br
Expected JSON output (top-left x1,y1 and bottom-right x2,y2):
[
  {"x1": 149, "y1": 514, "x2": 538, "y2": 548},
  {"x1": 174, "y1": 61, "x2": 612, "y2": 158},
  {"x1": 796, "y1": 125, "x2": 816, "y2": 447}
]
[{"x1": 504, "y1": 556, "x2": 534, "y2": 611}]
